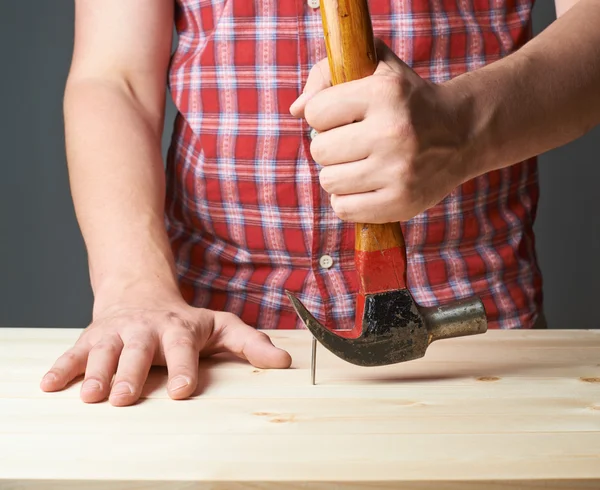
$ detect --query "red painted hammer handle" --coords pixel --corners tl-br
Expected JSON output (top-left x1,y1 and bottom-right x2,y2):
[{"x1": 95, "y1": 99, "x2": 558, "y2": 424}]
[{"x1": 319, "y1": 0, "x2": 408, "y2": 293}]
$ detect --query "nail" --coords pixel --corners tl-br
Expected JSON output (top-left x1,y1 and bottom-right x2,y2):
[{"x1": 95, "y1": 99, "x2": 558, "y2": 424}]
[
  {"x1": 111, "y1": 382, "x2": 133, "y2": 396},
  {"x1": 168, "y1": 375, "x2": 190, "y2": 392},
  {"x1": 42, "y1": 372, "x2": 57, "y2": 384},
  {"x1": 81, "y1": 379, "x2": 102, "y2": 393}
]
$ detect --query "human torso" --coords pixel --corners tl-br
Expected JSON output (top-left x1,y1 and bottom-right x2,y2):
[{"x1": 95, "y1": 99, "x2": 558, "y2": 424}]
[{"x1": 164, "y1": 0, "x2": 542, "y2": 330}]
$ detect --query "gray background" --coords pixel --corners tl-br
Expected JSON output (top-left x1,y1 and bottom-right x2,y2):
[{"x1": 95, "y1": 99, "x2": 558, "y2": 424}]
[{"x1": 0, "y1": 2, "x2": 598, "y2": 329}]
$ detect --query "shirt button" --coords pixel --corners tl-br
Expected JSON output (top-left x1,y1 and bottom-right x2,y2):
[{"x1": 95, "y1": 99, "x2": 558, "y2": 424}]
[
  {"x1": 310, "y1": 128, "x2": 318, "y2": 140},
  {"x1": 307, "y1": 0, "x2": 320, "y2": 8},
  {"x1": 319, "y1": 254, "x2": 334, "y2": 269}
]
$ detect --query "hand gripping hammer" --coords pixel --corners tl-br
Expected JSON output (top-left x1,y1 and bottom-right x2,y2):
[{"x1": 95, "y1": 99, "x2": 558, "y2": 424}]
[{"x1": 286, "y1": 0, "x2": 488, "y2": 381}]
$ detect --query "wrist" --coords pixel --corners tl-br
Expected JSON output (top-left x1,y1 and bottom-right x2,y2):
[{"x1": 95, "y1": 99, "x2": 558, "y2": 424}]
[
  {"x1": 92, "y1": 275, "x2": 186, "y2": 317},
  {"x1": 87, "y1": 222, "x2": 182, "y2": 301},
  {"x1": 90, "y1": 248, "x2": 184, "y2": 316},
  {"x1": 438, "y1": 71, "x2": 499, "y2": 182}
]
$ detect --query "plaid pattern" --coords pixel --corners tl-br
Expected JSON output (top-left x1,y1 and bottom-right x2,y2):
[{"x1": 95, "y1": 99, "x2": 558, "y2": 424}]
[{"x1": 164, "y1": 0, "x2": 542, "y2": 330}]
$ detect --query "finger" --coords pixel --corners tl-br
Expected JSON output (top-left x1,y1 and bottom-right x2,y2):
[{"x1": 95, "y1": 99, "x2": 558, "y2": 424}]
[
  {"x1": 330, "y1": 189, "x2": 394, "y2": 224},
  {"x1": 303, "y1": 77, "x2": 370, "y2": 132},
  {"x1": 310, "y1": 121, "x2": 372, "y2": 166},
  {"x1": 214, "y1": 313, "x2": 292, "y2": 369},
  {"x1": 161, "y1": 328, "x2": 199, "y2": 400},
  {"x1": 109, "y1": 330, "x2": 157, "y2": 407},
  {"x1": 40, "y1": 343, "x2": 90, "y2": 392},
  {"x1": 319, "y1": 159, "x2": 382, "y2": 196},
  {"x1": 80, "y1": 334, "x2": 123, "y2": 404},
  {"x1": 289, "y1": 58, "x2": 331, "y2": 117}
]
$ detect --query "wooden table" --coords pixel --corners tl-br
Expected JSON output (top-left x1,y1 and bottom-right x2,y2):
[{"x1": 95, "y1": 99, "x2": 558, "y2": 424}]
[{"x1": 1, "y1": 327, "x2": 599, "y2": 489}]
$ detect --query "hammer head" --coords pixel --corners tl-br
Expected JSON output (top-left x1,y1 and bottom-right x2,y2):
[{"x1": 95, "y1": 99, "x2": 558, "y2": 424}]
[
  {"x1": 285, "y1": 0, "x2": 489, "y2": 368},
  {"x1": 286, "y1": 290, "x2": 487, "y2": 367}
]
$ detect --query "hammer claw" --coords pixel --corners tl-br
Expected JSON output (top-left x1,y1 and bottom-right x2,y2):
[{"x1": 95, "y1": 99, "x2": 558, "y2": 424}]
[
  {"x1": 285, "y1": 290, "x2": 428, "y2": 367},
  {"x1": 286, "y1": 289, "x2": 488, "y2": 368},
  {"x1": 284, "y1": 0, "x2": 488, "y2": 372}
]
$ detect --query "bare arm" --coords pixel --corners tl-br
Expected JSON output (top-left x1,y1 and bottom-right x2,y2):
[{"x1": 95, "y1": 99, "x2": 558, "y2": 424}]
[
  {"x1": 43, "y1": 0, "x2": 291, "y2": 406},
  {"x1": 290, "y1": 0, "x2": 600, "y2": 227},
  {"x1": 555, "y1": 0, "x2": 581, "y2": 16},
  {"x1": 64, "y1": 0, "x2": 178, "y2": 312},
  {"x1": 450, "y1": 0, "x2": 600, "y2": 178}
]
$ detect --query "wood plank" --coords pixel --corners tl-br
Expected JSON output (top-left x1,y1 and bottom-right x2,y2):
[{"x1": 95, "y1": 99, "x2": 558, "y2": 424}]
[
  {"x1": 0, "y1": 433, "x2": 599, "y2": 484},
  {"x1": 0, "y1": 328, "x2": 599, "y2": 489},
  {"x1": 2, "y1": 329, "x2": 600, "y2": 374},
  {"x1": 1, "y1": 396, "x2": 599, "y2": 435},
  {"x1": 3, "y1": 353, "x2": 600, "y2": 398},
  {"x1": 2, "y1": 329, "x2": 599, "y2": 400}
]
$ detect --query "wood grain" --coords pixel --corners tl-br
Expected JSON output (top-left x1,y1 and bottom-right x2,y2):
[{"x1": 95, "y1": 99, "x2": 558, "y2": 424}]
[
  {"x1": 320, "y1": 0, "x2": 378, "y2": 84},
  {"x1": 0, "y1": 328, "x2": 599, "y2": 489}
]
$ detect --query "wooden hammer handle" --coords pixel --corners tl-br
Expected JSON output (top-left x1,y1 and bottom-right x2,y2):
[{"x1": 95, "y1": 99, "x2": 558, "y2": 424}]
[{"x1": 319, "y1": 0, "x2": 408, "y2": 293}]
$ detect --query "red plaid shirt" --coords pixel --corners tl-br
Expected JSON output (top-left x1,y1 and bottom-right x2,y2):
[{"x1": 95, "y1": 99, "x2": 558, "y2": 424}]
[{"x1": 164, "y1": 0, "x2": 542, "y2": 330}]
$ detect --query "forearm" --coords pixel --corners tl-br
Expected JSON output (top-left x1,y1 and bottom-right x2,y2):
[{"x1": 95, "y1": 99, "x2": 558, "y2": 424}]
[
  {"x1": 64, "y1": 78, "x2": 180, "y2": 308},
  {"x1": 447, "y1": 0, "x2": 600, "y2": 178}
]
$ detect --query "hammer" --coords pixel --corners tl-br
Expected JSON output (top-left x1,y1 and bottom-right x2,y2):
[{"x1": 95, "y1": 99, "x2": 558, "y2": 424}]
[{"x1": 286, "y1": 0, "x2": 488, "y2": 382}]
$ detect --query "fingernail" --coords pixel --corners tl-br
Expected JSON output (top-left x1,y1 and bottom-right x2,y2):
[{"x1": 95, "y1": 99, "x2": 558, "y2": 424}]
[
  {"x1": 42, "y1": 373, "x2": 57, "y2": 384},
  {"x1": 81, "y1": 379, "x2": 102, "y2": 393},
  {"x1": 168, "y1": 375, "x2": 190, "y2": 392},
  {"x1": 111, "y1": 382, "x2": 133, "y2": 396}
]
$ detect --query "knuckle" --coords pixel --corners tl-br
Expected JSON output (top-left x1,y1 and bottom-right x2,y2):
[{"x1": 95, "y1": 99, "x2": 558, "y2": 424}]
[
  {"x1": 373, "y1": 75, "x2": 399, "y2": 99},
  {"x1": 255, "y1": 330, "x2": 271, "y2": 345},
  {"x1": 310, "y1": 138, "x2": 326, "y2": 165},
  {"x1": 308, "y1": 62, "x2": 321, "y2": 81},
  {"x1": 92, "y1": 336, "x2": 122, "y2": 354},
  {"x1": 309, "y1": 61, "x2": 321, "y2": 75},
  {"x1": 164, "y1": 333, "x2": 197, "y2": 352},
  {"x1": 165, "y1": 313, "x2": 192, "y2": 332},
  {"x1": 92, "y1": 342, "x2": 120, "y2": 357},
  {"x1": 165, "y1": 311, "x2": 183, "y2": 323},
  {"x1": 83, "y1": 375, "x2": 106, "y2": 386},
  {"x1": 318, "y1": 168, "x2": 335, "y2": 193},
  {"x1": 132, "y1": 313, "x2": 152, "y2": 329},
  {"x1": 107, "y1": 310, "x2": 151, "y2": 330},
  {"x1": 124, "y1": 339, "x2": 154, "y2": 356},
  {"x1": 217, "y1": 312, "x2": 239, "y2": 329},
  {"x1": 310, "y1": 58, "x2": 329, "y2": 81},
  {"x1": 59, "y1": 349, "x2": 81, "y2": 364},
  {"x1": 331, "y1": 197, "x2": 349, "y2": 221},
  {"x1": 304, "y1": 100, "x2": 319, "y2": 127},
  {"x1": 193, "y1": 308, "x2": 216, "y2": 335},
  {"x1": 46, "y1": 368, "x2": 63, "y2": 379},
  {"x1": 362, "y1": 200, "x2": 386, "y2": 223},
  {"x1": 169, "y1": 365, "x2": 195, "y2": 378},
  {"x1": 388, "y1": 116, "x2": 412, "y2": 142}
]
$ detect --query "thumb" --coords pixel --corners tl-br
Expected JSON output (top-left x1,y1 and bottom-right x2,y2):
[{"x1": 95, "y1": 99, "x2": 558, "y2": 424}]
[
  {"x1": 290, "y1": 57, "x2": 332, "y2": 118},
  {"x1": 213, "y1": 312, "x2": 293, "y2": 369},
  {"x1": 374, "y1": 38, "x2": 420, "y2": 81}
]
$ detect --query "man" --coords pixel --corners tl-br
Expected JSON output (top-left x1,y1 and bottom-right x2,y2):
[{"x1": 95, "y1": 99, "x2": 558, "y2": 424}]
[{"x1": 41, "y1": 0, "x2": 599, "y2": 406}]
